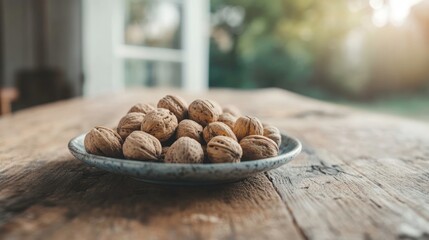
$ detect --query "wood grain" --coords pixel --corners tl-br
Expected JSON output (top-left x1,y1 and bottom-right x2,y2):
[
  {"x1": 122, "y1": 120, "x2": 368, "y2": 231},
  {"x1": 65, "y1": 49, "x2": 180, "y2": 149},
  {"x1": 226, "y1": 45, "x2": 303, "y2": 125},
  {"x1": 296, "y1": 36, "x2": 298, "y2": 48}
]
[{"x1": 0, "y1": 88, "x2": 428, "y2": 240}]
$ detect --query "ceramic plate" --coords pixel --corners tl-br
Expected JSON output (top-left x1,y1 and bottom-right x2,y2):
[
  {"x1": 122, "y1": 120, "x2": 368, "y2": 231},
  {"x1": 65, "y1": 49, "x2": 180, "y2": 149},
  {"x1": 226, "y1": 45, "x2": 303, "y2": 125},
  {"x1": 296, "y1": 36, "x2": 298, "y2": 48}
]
[{"x1": 68, "y1": 133, "x2": 301, "y2": 185}]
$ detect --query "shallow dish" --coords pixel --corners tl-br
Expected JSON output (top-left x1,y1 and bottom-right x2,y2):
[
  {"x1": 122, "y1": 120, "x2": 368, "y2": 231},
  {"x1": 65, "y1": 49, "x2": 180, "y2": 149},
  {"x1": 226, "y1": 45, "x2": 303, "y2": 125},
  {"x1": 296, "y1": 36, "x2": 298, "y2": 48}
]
[{"x1": 68, "y1": 133, "x2": 301, "y2": 185}]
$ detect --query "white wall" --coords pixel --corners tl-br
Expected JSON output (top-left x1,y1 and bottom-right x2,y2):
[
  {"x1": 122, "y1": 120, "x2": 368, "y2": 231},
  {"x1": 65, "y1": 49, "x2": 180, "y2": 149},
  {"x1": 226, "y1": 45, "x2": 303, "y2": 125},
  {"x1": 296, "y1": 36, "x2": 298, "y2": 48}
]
[{"x1": 82, "y1": 0, "x2": 122, "y2": 96}]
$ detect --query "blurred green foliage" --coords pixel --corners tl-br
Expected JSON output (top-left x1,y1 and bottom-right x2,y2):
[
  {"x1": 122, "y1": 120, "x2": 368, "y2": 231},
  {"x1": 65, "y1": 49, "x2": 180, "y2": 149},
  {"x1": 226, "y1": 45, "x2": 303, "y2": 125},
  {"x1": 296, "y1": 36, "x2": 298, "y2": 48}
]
[{"x1": 209, "y1": 0, "x2": 361, "y2": 96}]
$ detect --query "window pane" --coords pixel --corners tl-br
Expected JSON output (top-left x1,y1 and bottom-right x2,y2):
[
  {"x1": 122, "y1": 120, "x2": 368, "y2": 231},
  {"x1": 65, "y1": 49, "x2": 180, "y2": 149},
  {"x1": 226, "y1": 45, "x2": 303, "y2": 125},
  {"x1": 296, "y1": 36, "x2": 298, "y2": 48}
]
[
  {"x1": 124, "y1": 59, "x2": 182, "y2": 87},
  {"x1": 124, "y1": 0, "x2": 182, "y2": 49}
]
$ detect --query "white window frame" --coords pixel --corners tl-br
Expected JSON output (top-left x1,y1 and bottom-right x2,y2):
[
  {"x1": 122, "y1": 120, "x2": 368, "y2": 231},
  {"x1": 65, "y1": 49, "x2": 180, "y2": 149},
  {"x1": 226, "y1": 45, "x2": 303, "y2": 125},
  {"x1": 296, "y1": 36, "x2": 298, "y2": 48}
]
[{"x1": 82, "y1": 0, "x2": 209, "y2": 96}]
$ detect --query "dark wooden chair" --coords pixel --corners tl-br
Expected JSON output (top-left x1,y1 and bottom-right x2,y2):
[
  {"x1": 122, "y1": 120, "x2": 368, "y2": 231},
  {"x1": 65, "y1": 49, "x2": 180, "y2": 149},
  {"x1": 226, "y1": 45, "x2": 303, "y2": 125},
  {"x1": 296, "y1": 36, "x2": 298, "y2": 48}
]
[{"x1": 0, "y1": 88, "x2": 19, "y2": 115}]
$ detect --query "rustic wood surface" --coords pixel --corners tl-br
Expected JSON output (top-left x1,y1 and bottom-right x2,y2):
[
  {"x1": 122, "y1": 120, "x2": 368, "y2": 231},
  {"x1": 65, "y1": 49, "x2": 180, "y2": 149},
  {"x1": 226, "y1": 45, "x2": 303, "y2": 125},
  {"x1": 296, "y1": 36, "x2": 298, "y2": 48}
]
[{"x1": 0, "y1": 88, "x2": 428, "y2": 240}]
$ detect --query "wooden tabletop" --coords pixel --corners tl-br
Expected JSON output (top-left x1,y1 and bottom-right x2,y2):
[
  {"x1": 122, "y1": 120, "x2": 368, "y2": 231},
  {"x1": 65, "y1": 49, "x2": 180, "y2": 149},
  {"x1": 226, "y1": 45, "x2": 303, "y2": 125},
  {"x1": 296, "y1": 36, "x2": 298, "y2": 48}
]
[{"x1": 1, "y1": 88, "x2": 428, "y2": 240}]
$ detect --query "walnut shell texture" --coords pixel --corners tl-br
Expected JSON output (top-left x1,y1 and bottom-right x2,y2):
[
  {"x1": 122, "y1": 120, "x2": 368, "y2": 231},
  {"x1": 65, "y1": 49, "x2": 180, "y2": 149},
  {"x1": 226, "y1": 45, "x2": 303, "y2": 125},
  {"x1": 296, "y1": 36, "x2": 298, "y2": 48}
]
[
  {"x1": 188, "y1": 99, "x2": 222, "y2": 127},
  {"x1": 84, "y1": 126, "x2": 123, "y2": 158},
  {"x1": 233, "y1": 116, "x2": 264, "y2": 141},
  {"x1": 128, "y1": 103, "x2": 155, "y2": 114},
  {"x1": 157, "y1": 95, "x2": 188, "y2": 122},
  {"x1": 218, "y1": 113, "x2": 237, "y2": 130},
  {"x1": 203, "y1": 122, "x2": 237, "y2": 143},
  {"x1": 240, "y1": 135, "x2": 279, "y2": 160},
  {"x1": 117, "y1": 112, "x2": 145, "y2": 139},
  {"x1": 207, "y1": 136, "x2": 242, "y2": 163},
  {"x1": 263, "y1": 125, "x2": 282, "y2": 147},
  {"x1": 123, "y1": 131, "x2": 162, "y2": 161},
  {"x1": 176, "y1": 119, "x2": 204, "y2": 144},
  {"x1": 165, "y1": 137, "x2": 204, "y2": 164},
  {"x1": 141, "y1": 108, "x2": 178, "y2": 142}
]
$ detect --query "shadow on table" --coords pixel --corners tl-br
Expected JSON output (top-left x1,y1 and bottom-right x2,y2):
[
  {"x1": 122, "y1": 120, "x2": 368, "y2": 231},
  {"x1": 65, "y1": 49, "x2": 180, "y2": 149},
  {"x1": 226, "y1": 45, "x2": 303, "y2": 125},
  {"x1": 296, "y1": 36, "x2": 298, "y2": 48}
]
[{"x1": 1, "y1": 155, "x2": 272, "y2": 227}]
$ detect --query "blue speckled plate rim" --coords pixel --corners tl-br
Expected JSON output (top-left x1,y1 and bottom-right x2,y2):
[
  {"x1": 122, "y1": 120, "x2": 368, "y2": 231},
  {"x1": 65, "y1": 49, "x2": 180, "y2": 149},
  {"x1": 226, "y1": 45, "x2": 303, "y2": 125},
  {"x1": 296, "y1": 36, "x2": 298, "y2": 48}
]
[{"x1": 68, "y1": 132, "x2": 302, "y2": 172}]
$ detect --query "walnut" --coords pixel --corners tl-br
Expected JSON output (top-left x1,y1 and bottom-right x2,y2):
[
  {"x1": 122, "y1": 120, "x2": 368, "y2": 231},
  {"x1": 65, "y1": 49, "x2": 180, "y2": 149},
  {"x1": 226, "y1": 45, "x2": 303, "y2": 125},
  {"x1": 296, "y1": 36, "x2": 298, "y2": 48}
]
[
  {"x1": 84, "y1": 95, "x2": 284, "y2": 165},
  {"x1": 157, "y1": 95, "x2": 188, "y2": 122},
  {"x1": 188, "y1": 99, "x2": 222, "y2": 127},
  {"x1": 165, "y1": 137, "x2": 204, "y2": 164},
  {"x1": 218, "y1": 113, "x2": 237, "y2": 130},
  {"x1": 240, "y1": 135, "x2": 279, "y2": 160},
  {"x1": 222, "y1": 105, "x2": 241, "y2": 117},
  {"x1": 176, "y1": 119, "x2": 204, "y2": 144},
  {"x1": 84, "y1": 126, "x2": 123, "y2": 158},
  {"x1": 203, "y1": 122, "x2": 237, "y2": 143},
  {"x1": 123, "y1": 131, "x2": 162, "y2": 161},
  {"x1": 263, "y1": 125, "x2": 281, "y2": 147},
  {"x1": 117, "y1": 112, "x2": 145, "y2": 139},
  {"x1": 233, "y1": 116, "x2": 264, "y2": 141},
  {"x1": 207, "y1": 136, "x2": 242, "y2": 163},
  {"x1": 128, "y1": 103, "x2": 155, "y2": 114},
  {"x1": 141, "y1": 108, "x2": 178, "y2": 142}
]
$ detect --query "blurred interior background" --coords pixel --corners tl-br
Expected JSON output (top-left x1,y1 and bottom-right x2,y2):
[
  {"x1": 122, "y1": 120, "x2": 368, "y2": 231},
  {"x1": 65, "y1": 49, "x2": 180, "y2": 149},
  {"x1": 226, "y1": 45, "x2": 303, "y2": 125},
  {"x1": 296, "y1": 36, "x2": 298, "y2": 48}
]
[{"x1": 0, "y1": 0, "x2": 428, "y2": 121}]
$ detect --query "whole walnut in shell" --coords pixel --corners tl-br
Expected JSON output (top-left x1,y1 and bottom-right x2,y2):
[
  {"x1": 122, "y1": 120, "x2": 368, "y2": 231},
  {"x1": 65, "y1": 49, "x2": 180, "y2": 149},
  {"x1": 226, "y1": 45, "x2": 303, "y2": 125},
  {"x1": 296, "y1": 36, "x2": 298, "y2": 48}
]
[
  {"x1": 123, "y1": 131, "x2": 162, "y2": 161},
  {"x1": 128, "y1": 103, "x2": 155, "y2": 114},
  {"x1": 141, "y1": 108, "x2": 178, "y2": 142},
  {"x1": 84, "y1": 126, "x2": 123, "y2": 158},
  {"x1": 263, "y1": 125, "x2": 281, "y2": 147},
  {"x1": 218, "y1": 113, "x2": 237, "y2": 130},
  {"x1": 165, "y1": 137, "x2": 204, "y2": 164},
  {"x1": 203, "y1": 122, "x2": 237, "y2": 143},
  {"x1": 176, "y1": 119, "x2": 204, "y2": 144},
  {"x1": 240, "y1": 135, "x2": 279, "y2": 160},
  {"x1": 207, "y1": 136, "x2": 242, "y2": 163},
  {"x1": 222, "y1": 105, "x2": 241, "y2": 117},
  {"x1": 233, "y1": 116, "x2": 264, "y2": 141},
  {"x1": 117, "y1": 112, "x2": 145, "y2": 139},
  {"x1": 158, "y1": 95, "x2": 188, "y2": 122},
  {"x1": 188, "y1": 99, "x2": 222, "y2": 127}
]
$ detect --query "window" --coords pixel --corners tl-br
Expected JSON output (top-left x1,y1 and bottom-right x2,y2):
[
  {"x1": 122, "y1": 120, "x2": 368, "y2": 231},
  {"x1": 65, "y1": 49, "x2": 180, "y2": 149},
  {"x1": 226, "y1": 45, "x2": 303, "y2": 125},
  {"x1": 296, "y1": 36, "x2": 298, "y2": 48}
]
[{"x1": 83, "y1": 0, "x2": 209, "y2": 96}]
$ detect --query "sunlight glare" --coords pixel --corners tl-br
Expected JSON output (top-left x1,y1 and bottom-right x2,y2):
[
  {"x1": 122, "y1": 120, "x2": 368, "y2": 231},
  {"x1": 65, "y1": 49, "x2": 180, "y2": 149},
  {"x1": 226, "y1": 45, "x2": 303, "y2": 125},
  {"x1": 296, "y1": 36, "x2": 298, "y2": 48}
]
[
  {"x1": 369, "y1": 0, "x2": 384, "y2": 10},
  {"x1": 371, "y1": 0, "x2": 423, "y2": 27}
]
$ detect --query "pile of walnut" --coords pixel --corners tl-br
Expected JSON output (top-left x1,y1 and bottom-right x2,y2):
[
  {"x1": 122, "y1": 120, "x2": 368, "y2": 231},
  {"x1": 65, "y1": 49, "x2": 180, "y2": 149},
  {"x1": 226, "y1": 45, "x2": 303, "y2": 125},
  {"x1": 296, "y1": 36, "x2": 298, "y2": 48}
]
[{"x1": 84, "y1": 95, "x2": 281, "y2": 164}]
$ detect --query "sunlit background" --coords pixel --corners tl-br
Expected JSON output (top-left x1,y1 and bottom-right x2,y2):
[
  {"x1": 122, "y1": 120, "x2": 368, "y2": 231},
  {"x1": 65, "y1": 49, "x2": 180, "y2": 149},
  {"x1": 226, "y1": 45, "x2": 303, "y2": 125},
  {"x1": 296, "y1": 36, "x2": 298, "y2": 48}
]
[{"x1": 0, "y1": 0, "x2": 428, "y2": 120}]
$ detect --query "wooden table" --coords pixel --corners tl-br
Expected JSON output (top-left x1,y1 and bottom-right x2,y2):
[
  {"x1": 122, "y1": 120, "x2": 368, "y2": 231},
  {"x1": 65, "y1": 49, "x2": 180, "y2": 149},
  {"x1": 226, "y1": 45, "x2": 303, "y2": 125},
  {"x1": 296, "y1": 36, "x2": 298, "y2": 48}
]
[{"x1": 1, "y1": 88, "x2": 428, "y2": 240}]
